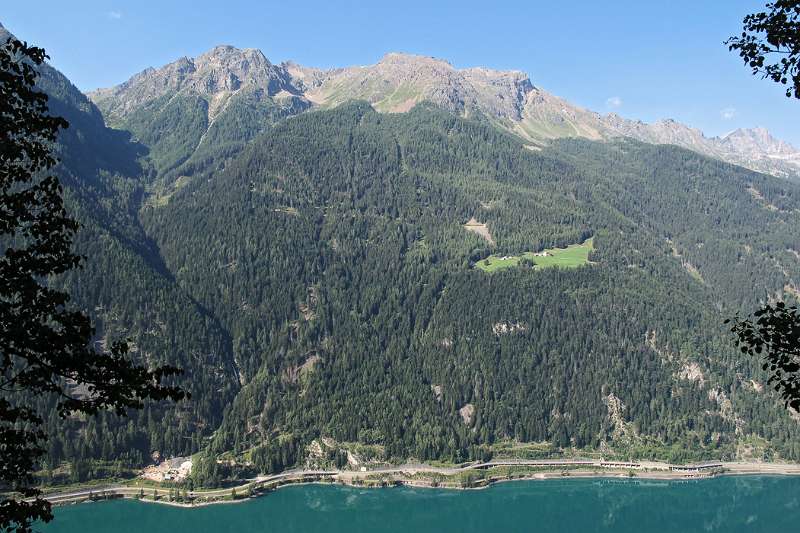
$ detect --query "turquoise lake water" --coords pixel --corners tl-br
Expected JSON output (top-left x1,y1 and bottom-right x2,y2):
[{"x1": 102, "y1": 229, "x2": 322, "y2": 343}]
[{"x1": 42, "y1": 476, "x2": 800, "y2": 532}]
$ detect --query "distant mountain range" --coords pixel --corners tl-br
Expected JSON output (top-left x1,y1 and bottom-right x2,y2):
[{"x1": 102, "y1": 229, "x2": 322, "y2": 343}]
[{"x1": 89, "y1": 46, "x2": 800, "y2": 180}]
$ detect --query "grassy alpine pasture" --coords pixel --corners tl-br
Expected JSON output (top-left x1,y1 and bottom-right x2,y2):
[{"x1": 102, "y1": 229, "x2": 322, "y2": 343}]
[{"x1": 476, "y1": 238, "x2": 594, "y2": 273}]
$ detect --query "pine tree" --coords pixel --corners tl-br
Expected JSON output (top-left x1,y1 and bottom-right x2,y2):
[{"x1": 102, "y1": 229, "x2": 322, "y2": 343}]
[{"x1": 0, "y1": 37, "x2": 186, "y2": 533}]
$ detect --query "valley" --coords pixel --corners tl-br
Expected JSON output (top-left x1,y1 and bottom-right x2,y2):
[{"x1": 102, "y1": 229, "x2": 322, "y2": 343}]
[{"x1": 2, "y1": 21, "x2": 800, "y2": 494}]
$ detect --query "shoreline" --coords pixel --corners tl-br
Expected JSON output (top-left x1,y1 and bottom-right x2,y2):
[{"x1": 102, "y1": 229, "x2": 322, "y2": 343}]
[{"x1": 42, "y1": 459, "x2": 800, "y2": 509}]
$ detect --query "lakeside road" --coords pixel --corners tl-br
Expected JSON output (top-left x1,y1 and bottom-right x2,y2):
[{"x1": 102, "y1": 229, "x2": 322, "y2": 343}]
[
  {"x1": 41, "y1": 470, "x2": 338, "y2": 507},
  {"x1": 39, "y1": 459, "x2": 800, "y2": 507},
  {"x1": 722, "y1": 461, "x2": 800, "y2": 475}
]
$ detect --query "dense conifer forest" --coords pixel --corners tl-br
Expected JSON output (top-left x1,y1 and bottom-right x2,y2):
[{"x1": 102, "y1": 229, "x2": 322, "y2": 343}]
[{"x1": 24, "y1": 51, "x2": 800, "y2": 487}]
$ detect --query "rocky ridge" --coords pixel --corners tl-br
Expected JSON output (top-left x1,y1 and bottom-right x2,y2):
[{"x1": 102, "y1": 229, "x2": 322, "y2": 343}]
[
  {"x1": 88, "y1": 46, "x2": 800, "y2": 179},
  {"x1": 90, "y1": 45, "x2": 308, "y2": 123}
]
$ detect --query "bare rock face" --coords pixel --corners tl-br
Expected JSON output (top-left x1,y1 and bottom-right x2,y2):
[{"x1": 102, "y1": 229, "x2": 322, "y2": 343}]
[
  {"x1": 459, "y1": 403, "x2": 475, "y2": 426},
  {"x1": 716, "y1": 128, "x2": 800, "y2": 177},
  {"x1": 89, "y1": 58, "x2": 194, "y2": 120},
  {"x1": 281, "y1": 60, "x2": 329, "y2": 93},
  {"x1": 303, "y1": 52, "x2": 541, "y2": 121},
  {"x1": 193, "y1": 45, "x2": 273, "y2": 93},
  {"x1": 305, "y1": 52, "x2": 481, "y2": 114},
  {"x1": 518, "y1": 89, "x2": 607, "y2": 141},
  {"x1": 460, "y1": 67, "x2": 533, "y2": 120},
  {"x1": 720, "y1": 127, "x2": 797, "y2": 156},
  {"x1": 89, "y1": 45, "x2": 308, "y2": 123}
]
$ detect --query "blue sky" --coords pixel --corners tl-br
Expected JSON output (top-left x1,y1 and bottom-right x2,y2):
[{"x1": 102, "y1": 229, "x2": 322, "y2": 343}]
[{"x1": 4, "y1": 1, "x2": 799, "y2": 144}]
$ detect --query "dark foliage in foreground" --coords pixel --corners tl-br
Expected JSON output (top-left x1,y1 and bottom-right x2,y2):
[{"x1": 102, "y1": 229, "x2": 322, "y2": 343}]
[
  {"x1": 0, "y1": 37, "x2": 186, "y2": 533},
  {"x1": 727, "y1": 1, "x2": 800, "y2": 98},
  {"x1": 728, "y1": 302, "x2": 800, "y2": 410}
]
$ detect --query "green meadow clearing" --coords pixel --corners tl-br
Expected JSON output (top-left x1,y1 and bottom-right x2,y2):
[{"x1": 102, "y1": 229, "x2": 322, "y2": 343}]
[{"x1": 476, "y1": 238, "x2": 594, "y2": 273}]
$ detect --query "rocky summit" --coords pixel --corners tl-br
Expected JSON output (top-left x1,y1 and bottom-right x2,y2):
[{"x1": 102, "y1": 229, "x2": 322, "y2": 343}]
[{"x1": 89, "y1": 45, "x2": 309, "y2": 123}]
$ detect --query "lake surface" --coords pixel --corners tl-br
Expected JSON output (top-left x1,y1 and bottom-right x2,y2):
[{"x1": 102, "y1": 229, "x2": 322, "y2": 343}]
[{"x1": 43, "y1": 476, "x2": 800, "y2": 532}]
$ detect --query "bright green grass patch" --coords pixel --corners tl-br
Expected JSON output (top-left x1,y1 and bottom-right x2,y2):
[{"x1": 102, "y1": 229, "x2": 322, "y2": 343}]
[
  {"x1": 476, "y1": 238, "x2": 594, "y2": 273},
  {"x1": 147, "y1": 175, "x2": 192, "y2": 208}
]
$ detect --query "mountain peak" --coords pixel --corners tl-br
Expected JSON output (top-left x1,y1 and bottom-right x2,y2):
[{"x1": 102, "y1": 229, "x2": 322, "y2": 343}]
[
  {"x1": 720, "y1": 126, "x2": 797, "y2": 156},
  {"x1": 89, "y1": 43, "x2": 307, "y2": 122},
  {"x1": 304, "y1": 52, "x2": 537, "y2": 119},
  {"x1": 196, "y1": 44, "x2": 270, "y2": 66},
  {"x1": 191, "y1": 45, "x2": 275, "y2": 92},
  {"x1": 378, "y1": 52, "x2": 453, "y2": 68}
]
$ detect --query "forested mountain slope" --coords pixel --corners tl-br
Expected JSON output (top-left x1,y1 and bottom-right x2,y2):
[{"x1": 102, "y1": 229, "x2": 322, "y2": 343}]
[
  {"x1": 46, "y1": 74, "x2": 242, "y2": 471},
  {"x1": 139, "y1": 102, "x2": 800, "y2": 476},
  {"x1": 7, "y1": 21, "x2": 800, "y2": 481}
]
